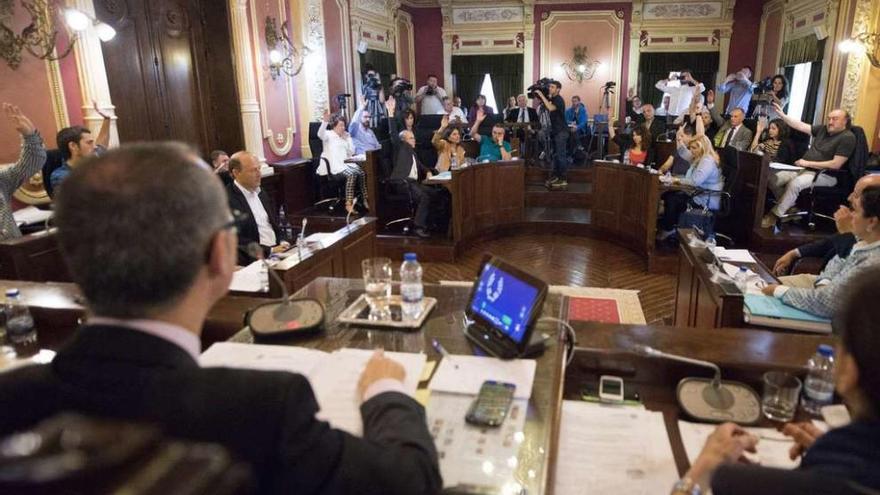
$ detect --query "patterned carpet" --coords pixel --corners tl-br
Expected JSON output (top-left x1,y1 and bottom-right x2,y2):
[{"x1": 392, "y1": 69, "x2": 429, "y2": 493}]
[{"x1": 419, "y1": 234, "x2": 677, "y2": 325}]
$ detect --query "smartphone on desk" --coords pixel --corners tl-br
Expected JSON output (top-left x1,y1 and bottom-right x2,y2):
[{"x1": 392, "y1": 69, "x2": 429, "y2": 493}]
[{"x1": 465, "y1": 381, "x2": 516, "y2": 427}]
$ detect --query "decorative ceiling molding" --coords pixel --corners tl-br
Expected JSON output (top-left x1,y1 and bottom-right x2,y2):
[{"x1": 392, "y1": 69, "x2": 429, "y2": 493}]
[
  {"x1": 643, "y1": 2, "x2": 723, "y2": 20},
  {"x1": 452, "y1": 7, "x2": 523, "y2": 24}
]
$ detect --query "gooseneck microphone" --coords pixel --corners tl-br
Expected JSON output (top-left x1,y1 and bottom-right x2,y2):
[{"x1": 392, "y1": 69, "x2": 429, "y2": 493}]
[
  {"x1": 633, "y1": 344, "x2": 722, "y2": 388},
  {"x1": 246, "y1": 242, "x2": 299, "y2": 321}
]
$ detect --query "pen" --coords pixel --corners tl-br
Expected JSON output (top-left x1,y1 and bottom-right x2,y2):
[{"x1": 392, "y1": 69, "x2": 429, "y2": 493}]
[{"x1": 431, "y1": 339, "x2": 458, "y2": 369}]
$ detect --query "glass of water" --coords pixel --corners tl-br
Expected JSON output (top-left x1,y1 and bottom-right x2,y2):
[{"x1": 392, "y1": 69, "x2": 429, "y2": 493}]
[
  {"x1": 362, "y1": 257, "x2": 392, "y2": 320},
  {"x1": 762, "y1": 371, "x2": 802, "y2": 422}
]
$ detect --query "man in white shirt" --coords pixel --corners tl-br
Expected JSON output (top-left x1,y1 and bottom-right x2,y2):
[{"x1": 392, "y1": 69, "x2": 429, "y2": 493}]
[
  {"x1": 655, "y1": 70, "x2": 705, "y2": 120},
  {"x1": 442, "y1": 96, "x2": 466, "y2": 124},
  {"x1": 226, "y1": 151, "x2": 288, "y2": 264},
  {"x1": 415, "y1": 74, "x2": 447, "y2": 115}
]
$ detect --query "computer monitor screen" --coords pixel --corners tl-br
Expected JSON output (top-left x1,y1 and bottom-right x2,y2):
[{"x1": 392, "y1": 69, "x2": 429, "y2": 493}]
[{"x1": 469, "y1": 263, "x2": 541, "y2": 344}]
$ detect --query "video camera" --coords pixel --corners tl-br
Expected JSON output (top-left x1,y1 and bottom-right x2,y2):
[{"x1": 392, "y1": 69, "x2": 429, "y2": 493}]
[
  {"x1": 335, "y1": 93, "x2": 351, "y2": 111},
  {"x1": 527, "y1": 78, "x2": 554, "y2": 100},
  {"x1": 391, "y1": 77, "x2": 413, "y2": 96},
  {"x1": 752, "y1": 76, "x2": 773, "y2": 94},
  {"x1": 603, "y1": 81, "x2": 616, "y2": 94},
  {"x1": 364, "y1": 72, "x2": 382, "y2": 91}
]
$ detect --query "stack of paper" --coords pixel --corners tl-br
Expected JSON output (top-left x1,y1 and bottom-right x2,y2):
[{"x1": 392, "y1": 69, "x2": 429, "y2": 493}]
[
  {"x1": 228, "y1": 261, "x2": 266, "y2": 292},
  {"x1": 678, "y1": 420, "x2": 800, "y2": 470},
  {"x1": 13, "y1": 206, "x2": 52, "y2": 227},
  {"x1": 201, "y1": 343, "x2": 426, "y2": 436},
  {"x1": 710, "y1": 247, "x2": 757, "y2": 263},
  {"x1": 428, "y1": 354, "x2": 536, "y2": 399},
  {"x1": 743, "y1": 294, "x2": 832, "y2": 333},
  {"x1": 555, "y1": 401, "x2": 679, "y2": 494}
]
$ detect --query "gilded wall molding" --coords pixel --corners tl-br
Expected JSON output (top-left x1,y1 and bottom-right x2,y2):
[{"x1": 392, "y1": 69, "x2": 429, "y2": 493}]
[
  {"x1": 755, "y1": 0, "x2": 785, "y2": 76},
  {"x1": 45, "y1": 53, "x2": 70, "y2": 131},
  {"x1": 305, "y1": 0, "x2": 330, "y2": 120},
  {"x1": 839, "y1": 0, "x2": 872, "y2": 116},
  {"x1": 395, "y1": 9, "x2": 415, "y2": 79},
  {"x1": 249, "y1": 0, "x2": 295, "y2": 156}
]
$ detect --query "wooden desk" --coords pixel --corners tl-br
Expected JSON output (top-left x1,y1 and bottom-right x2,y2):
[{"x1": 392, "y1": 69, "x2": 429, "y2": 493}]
[
  {"x1": 592, "y1": 160, "x2": 661, "y2": 269},
  {"x1": 425, "y1": 160, "x2": 525, "y2": 247},
  {"x1": 228, "y1": 277, "x2": 565, "y2": 495},
  {"x1": 564, "y1": 322, "x2": 835, "y2": 475},
  {"x1": 674, "y1": 228, "x2": 776, "y2": 329},
  {"x1": 0, "y1": 228, "x2": 70, "y2": 283},
  {"x1": 0, "y1": 279, "x2": 265, "y2": 351},
  {"x1": 267, "y1": 217, "x2": 376, "y2": 298}
]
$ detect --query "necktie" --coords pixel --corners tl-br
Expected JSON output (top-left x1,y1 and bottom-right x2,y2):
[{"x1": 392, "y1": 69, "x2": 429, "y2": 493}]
[
  {"x1": 723, "y1": 126, "x2": 736, "y2": 147},
  {"x1": 519, "y1": 109, "x2": 525, "y2": 123}
]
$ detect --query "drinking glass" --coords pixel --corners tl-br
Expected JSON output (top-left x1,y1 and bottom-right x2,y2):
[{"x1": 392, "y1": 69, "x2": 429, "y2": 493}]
[
  {"x1": 362, "y1": 257, "x2": 392, "y2": 320},
  {"x1": 762, "y1": 371, "x2": 802, "y2": 422}
]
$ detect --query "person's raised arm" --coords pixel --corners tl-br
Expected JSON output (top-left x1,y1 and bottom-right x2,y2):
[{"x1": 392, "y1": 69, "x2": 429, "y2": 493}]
[
  {"x1": 655, "y1": 78, "x2": 669, "y2": 91},
  {"x1": 469, "y1": 108, "x2": 485, "y2": 143},
  {"x1": 414, "y1": 85, "x2": 427, "y2": 103},
  {"x1": 708, "y1": 102, "x2": 724, "y2": 128},
  {"x1": 772, "y1": 101, "x2": 811, "y2": 135},
  {"x1": 0, "y1": 103, "x2": 46, "y2": 193},
  {"x1": 750, "y1": 117, "x2": 767, "y2": 152},
  {"x1": 317, "y1": 110, "x2": 330, "y2": 140},
  {"x1": 93, "y1": 100, "x2": 112, "y2": 150},
  {"x1": 536, "y1": 90, "x2": 555, "y2": 111}
]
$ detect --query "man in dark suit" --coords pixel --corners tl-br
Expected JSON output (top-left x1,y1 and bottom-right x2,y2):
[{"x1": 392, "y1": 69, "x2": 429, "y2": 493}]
[
  {"x1": 226, "y1": 151, "x2": 288, "y2": 265},
  {"x1": 636, "y1": 103, "x2": 667, "y2": 142},
  {"x1": 0, "y1": 143, "x2": 443, "y2": 495},
  {"x1": 505, "y1": 94, "x2": 538, "y2": 124},
  {"x1": 392, "y1": 129, "x2": 439, "y2": 238}
]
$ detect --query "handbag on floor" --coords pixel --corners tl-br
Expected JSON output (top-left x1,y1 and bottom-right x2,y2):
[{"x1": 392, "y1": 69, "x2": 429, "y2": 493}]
[{"x1": 678, "y1": 205, "x2": 715, "y2": 237}]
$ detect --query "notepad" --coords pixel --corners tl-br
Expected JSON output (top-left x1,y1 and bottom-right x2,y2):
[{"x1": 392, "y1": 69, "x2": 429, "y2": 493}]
[
  {"x1": 201, "y1": 343, "x2": 426, "y2": 436},
  {"x1": 711, "y1": 247, "x2": 756, "y2": 263},
  {"x1": 431, "y1": 171, "x2": 452, "y2": 181},
  {"x1": 678, "y1": 420, "x2": 801, "y2": 470},
  {"x1": 770, "y1": 162, "x2": 804, "y2": 171},
  {"x1": 428, "y1": 355, "x2": 536, "y2": 399},
  {"x1": 555, "y1": 401, "x2": 679, "y2": 495}
]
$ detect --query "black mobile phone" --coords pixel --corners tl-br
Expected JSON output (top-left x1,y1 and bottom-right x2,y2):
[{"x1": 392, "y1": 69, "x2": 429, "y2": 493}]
[{"x1": 465, "y1": 381, "x2": 516, "y2": 427}]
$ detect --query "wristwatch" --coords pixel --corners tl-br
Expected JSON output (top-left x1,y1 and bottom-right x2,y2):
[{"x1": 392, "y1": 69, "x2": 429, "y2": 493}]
[{"x1": 671, "y1": 477, "x2": 702, "y2": 495}]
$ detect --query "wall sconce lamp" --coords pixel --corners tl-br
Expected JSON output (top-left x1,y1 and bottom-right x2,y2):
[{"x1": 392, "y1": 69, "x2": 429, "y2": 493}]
[
  {"x1": 561, "y1": 46, "x2": 601, "y2": 85},
  {"x1": 0, "y1": 1, "x2": 115, "y2": 70},
  {"x1": 838, "y1": 31, "x2": 880, "y2": 68},
  {"x1": 265, "y1": 16, "x2": 309, "y2": 79}
]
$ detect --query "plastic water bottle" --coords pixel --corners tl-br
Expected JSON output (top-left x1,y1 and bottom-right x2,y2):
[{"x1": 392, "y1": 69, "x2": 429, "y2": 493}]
[
  {"x1": 705, "y1": 234, "x2": 717, "y2": 252},
  {"x1": 278, "y1": 205, "x2": 293, "y2": 242},
  {"x1": 802, "y1": 345, "x2": 835, "y2": 415},
  {"x1": 400, "y1": 253, "x2": 424, "y2": 320},
  {"x1": 623, "y1": 150, "x2": 631, "y2": 165},
  {"x1": 5, "y1": 289, "x2": 37, "y2": 357},
  {"x1": 734, "y1": 266, "x2": 749, "y2": 293},
  {"x1": 450, "y1": 153, "x2": 458, "y2": 171}
]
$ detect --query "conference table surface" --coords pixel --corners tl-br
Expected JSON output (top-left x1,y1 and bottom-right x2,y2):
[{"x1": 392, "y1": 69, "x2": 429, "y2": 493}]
[{"x1": 227, "y1": 277, "x2": 836, "y2": 492}]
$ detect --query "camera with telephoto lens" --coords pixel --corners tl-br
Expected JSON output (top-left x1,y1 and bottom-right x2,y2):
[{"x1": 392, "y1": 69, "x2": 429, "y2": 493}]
[
  {"x1": 752, "y1": 76, "x2": 773, "y2": 94},
  {"x1": 603, "y1": 81, "x2": 616, "y2": 93},
  {"x1": 364, "y1": 73, "x2": 382, "y2": 91},
  {"x1": 527, "y1": 78, "x2": 553, "y2": 100},
  {"x1": 425, "y1": 86, "x2": 436, "y2": 96}
]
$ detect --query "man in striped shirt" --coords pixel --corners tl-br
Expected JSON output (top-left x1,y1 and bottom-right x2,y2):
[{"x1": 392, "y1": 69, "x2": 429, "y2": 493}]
[{"x1": 0, "y1": 104, "x2": 46, "y2": 241}]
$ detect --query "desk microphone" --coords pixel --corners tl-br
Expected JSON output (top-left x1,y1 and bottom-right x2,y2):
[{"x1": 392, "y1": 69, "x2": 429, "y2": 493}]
[
  {"x1": 632, "y1": 344, "x2": 762, "y2": 424},
  {"x1": 246, "y1": 242, "x2": 298, "y2": 321}
]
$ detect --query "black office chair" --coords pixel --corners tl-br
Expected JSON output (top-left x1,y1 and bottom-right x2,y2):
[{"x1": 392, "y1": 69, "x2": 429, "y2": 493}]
[
  {"x1": 778, "y1": 126, "x2": 868, "y2": 231},
  {"x1": 308, "y1": 122, "x2": 347, "y2": 213},
  {"x1": 42, "y1": 149, "x2": 64, "y2": 199}
]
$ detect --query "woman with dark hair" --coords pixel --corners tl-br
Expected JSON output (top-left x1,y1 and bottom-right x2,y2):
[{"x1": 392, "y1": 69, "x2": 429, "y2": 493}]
[
  {"x1": 317, "y1": 110, "x2": 368, "y2": 214},
  {"x1": 760, "y1": 185, "x2": 880, "y2": 318},
  {"x1": 607, "y1": 122, "x2": 654, "y2": 166},
  {"x1": 468, "y1": 95, "x2": 495, "y2": 126},
  {"x1": 674, "y1": 266, "x2": 880, "y2": 495},
  {"x1": 749, "y1": 117, "x2": 795, "y2": 163},
  {"x1": 764, "y1": 74, "x2": 789, "y2": 121},
  {"x1": 432, "y1": 114, "x2": 467, "y2": 171}
]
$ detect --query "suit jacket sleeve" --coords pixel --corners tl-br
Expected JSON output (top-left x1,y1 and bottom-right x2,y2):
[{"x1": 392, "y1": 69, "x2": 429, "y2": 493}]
[
  {"x1": 274, "y1": 375, "x2": 442, "y2": 495},
  {"x1": 733, "y1": 128, "x2": 754, "y2": 151},
  {"x1": 712, "y1": 464, "x2": 854, "y2": 495}
]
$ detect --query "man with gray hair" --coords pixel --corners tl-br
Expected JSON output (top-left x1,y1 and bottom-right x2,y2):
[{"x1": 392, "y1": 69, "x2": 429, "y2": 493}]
[
  {"x1": 0, "y1": 143, "x2": 443, "y2": 494},
  {"x1": 390, "y1": 129, "x2": 438, "y2": 238}
]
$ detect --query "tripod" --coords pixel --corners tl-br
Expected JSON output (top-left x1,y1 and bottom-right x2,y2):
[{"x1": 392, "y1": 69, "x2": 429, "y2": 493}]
[{"x1": 591, "y1": 86, "x2": 614, "y2": 160}]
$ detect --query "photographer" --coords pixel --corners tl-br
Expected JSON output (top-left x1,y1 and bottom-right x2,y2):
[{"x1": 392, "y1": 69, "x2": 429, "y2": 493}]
[
  {"x1": 389, "y1": 77, "x2": 414, "y2": 118},
  {"x1": 716, "y1": 66, "x2": 753, "y2": 116},
  {"x1": 533, "y1": 79, "x2": 570, "y2": 190},
  {"x1": 415, "y1": 74, "x2": 447, "y2": 115},
  {"x1": 760, "y1": 74, "x2": 789, "y2": 121},
  {"x1": 360, "y1": 65, "x2": 386, "y2": 128},
  {"x1": 655, "y1": 69, "x2": 705, "y2": 121}
]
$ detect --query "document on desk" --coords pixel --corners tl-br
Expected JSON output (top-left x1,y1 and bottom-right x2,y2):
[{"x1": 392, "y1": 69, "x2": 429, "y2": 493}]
[
  {"x1": 228, "y1": 261, "x2": 267, "y2": 293},
  {"x1": 12, "y1": 206, "x2": 53, "y2": 227},
  {"x1": 426, "y1": 392, "x2": 528, "y2": 490},
  {"x1": 200, "y1": 343, "x2": 426, "y2": 436},
  {"x1": 678, "y1": 420, "x2": 801, "y2": 470},
  {"x1": 428, "y1": 355, "x2": 536, "y2": 399},
  {"x1": 555, "y1": 401, "x2": 678, "y2": 495},
  {"x1": 711, "y1": 247, "x2": 756, "y2": 263}
]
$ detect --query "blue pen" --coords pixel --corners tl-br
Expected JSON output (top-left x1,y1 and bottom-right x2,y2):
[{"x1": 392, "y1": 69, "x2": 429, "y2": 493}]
[{"x1": 431, "y1": 339, "x2": 458, "y2": 369}]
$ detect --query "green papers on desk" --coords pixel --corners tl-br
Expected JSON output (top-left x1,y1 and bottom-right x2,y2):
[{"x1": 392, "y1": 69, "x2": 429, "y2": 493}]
[{"x1": 743, "y1": 294, "x2": 832, "y2": 334}]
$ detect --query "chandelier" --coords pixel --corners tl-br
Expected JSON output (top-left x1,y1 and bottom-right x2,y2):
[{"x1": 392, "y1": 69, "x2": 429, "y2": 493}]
[{"x1": 265, "y1": 16, "x2": 310, "y2": 79}]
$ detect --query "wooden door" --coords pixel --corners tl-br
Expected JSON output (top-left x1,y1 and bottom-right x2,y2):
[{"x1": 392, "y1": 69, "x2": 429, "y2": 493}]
[{"x1": 94, "y1": 0, "x2": 243, "y2": 155}]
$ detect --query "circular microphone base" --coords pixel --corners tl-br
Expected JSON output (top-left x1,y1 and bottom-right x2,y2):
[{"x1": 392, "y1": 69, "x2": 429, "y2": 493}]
[
  {"x1": 247, "y1": 298, "x2": 325, "y2": 337},
  {"x1": 676, "y1": 377, "x2": 762, "y2": 424}
]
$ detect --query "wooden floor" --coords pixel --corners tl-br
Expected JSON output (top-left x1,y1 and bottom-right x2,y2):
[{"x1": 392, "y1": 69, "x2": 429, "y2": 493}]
[{"x1": 419, "y1": 233, "x2": 677, "y2": 325}]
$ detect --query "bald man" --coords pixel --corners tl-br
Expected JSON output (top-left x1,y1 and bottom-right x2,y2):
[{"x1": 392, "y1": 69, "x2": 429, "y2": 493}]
[
  {"x1": 226, "y1": 151, "x2": 288, "y2": 265},
  {"x1": 773, "y1": 174, "x2": 880, "y2": 286},
  {"x1": 763, "y1": 104, "x2": 857, "y2": 228}
]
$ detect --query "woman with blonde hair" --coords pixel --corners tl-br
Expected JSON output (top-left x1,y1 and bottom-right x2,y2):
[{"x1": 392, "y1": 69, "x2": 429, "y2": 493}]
[{"x1": 657, "y1": 133, "x2": 724, "y2": 239}]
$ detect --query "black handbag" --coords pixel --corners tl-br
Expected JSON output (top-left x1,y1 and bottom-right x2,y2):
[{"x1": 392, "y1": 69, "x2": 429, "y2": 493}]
[{"x1": 678, "y1": 204, "x2": 715, "y2": 237}]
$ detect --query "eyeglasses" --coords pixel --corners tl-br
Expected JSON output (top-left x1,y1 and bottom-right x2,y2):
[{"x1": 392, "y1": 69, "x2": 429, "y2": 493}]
[{"x1": 205, "y1": 209, "x2": 247, "y2": 262}]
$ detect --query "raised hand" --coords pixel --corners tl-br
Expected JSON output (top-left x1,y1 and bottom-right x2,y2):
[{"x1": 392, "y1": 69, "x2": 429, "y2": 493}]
[
  {"x1": 385, "y1": 95, "x2": 396, "y2": 114},
  {"x1": 627, "y1": 87, "x2": 635, "y2": 99},
  {"x1": 771, "y1": 101, "x2": 784, "y2": 117},
  {"x1": 706, "y1": 89, "x2": 715, "y2": 105},
  {"x1": 2, "y1": 103, "x2": 36, "y2": 136},
  {"x1": 322, "y1": 109, "x2": 330, "y2": 123},
  {"x1": 440, "y1": 114, "x2": 449, "y2": 129},
  {"x1": 476, "y1": 108, "x2": 485, "y2": 122},
  {"x1": 93, "y1": 100, "x2": 112, "y2": 120}
]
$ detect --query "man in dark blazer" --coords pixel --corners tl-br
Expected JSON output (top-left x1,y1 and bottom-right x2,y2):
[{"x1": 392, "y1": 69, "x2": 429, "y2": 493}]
[
  {"x1": 0, "y1": 143, "x2": 443, "y2": 495},
  {"x1": 636, "y1": 103, "x2": 667, "y2": 142},
  {"x1": 392, "y1": 129, "x2": 439, "y2": 238},
  {"x1": 505, "y1": 94, "x2": 538, "y2": 124},
  {"x1": 226, "y1": 151, "x2": 287, "y2": 265}
]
